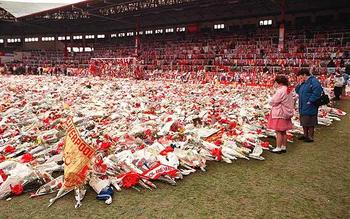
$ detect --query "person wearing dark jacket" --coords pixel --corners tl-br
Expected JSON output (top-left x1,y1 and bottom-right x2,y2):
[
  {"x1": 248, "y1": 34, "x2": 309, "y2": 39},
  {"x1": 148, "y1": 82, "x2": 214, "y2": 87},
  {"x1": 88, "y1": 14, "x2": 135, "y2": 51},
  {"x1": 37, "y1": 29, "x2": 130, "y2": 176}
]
[{"x1": 295, "y1": 69, "x2": 323, "y2": 142}]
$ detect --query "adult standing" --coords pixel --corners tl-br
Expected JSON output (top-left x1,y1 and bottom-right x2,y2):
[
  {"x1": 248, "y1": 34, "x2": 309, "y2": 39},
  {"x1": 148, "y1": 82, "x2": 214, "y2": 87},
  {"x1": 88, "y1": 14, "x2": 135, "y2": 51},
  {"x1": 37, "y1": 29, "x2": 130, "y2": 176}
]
[
  {"x1": 334, "y1": 72, "x2": 345, "y2": 100},
  {"x1": 342, "y1": 71, "x2": 349, "y2": 96},
  {"x1": 296, "y1": 68, "x2": 323, "y2": 142}
]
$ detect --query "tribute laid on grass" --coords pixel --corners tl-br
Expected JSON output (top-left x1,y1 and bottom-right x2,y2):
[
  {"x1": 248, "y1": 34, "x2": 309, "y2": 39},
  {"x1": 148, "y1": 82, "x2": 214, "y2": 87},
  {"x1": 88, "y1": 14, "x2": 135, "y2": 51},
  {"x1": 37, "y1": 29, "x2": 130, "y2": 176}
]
[{"x1": 0, "y1": 76, "x2": 346, "y2": 207}]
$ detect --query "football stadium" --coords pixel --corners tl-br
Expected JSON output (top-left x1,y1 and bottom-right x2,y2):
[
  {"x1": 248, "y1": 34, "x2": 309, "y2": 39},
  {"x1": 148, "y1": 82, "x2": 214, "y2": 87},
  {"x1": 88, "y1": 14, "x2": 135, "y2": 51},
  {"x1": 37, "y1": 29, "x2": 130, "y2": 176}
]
[{"x1": 0, "y1": 0, "x2": 349, "y2": 218}]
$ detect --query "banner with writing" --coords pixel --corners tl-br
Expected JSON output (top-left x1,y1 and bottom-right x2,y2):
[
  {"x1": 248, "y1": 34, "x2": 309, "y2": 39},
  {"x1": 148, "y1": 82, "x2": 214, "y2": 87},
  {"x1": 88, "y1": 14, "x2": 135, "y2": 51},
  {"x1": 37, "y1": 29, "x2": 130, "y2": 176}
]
[{"x1": 63, "y1": 116, "x2": 95, "y2": 189}]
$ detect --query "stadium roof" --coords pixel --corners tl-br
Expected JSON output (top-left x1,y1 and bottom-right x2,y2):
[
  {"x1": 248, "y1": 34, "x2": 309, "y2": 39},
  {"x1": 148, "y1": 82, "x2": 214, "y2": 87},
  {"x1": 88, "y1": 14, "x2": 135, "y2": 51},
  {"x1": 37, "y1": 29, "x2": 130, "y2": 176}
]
[
  {"x1": 0, "y1": 0, "x2": 349, "y2": 35},
  {"x1": 0, "y1": 0, "x2": 85, "y2": 18}
]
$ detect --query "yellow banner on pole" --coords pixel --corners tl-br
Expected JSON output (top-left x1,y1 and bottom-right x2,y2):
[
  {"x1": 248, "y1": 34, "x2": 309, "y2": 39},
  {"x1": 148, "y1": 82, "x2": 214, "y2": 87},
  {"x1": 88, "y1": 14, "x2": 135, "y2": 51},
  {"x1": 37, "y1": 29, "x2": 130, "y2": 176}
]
[{"x1": 63, "y1": 116, "x2": 95, "y2": 189}]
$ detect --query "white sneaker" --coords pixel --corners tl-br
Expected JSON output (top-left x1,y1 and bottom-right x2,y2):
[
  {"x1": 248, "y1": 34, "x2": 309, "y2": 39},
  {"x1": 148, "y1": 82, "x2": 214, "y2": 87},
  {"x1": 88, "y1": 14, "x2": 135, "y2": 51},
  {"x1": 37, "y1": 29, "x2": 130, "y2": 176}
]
[
  {"x1": 271, "y1": 147, "x2": 282, "y2": 153},
  {"x1": 280, "y1": 146, "x2": 287, "y2": 153}
]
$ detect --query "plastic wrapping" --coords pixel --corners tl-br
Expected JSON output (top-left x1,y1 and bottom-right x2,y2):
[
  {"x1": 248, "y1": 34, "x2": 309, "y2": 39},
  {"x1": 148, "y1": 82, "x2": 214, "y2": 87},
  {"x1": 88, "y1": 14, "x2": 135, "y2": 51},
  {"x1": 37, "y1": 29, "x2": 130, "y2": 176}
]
[{"x1": 0, "y1": 76, "x2": 346, "y2": 205}]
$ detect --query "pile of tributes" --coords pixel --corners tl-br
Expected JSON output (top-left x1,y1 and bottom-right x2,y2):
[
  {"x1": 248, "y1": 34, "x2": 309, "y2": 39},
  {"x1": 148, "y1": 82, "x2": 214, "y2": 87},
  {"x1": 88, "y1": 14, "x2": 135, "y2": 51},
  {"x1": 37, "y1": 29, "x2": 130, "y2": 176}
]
[{"x1": 0, "y1": 75, "x2": 346, "y2": 207}]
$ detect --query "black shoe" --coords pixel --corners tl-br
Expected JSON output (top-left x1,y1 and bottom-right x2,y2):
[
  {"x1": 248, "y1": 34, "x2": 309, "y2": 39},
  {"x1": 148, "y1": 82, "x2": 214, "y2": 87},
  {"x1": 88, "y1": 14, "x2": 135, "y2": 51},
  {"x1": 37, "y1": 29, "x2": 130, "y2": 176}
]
[
  {"x1": 304, "y1": 138, "x2": 314, "y2": 143},
  {"x1": 298, "y1": 136, "x2": 307, "y2": 140}
]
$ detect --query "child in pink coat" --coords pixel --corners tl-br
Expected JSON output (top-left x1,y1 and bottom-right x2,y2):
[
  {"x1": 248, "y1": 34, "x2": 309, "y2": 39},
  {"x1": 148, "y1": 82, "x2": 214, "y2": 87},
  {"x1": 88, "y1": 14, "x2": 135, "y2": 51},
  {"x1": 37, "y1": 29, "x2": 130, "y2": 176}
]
[{"x1": 267, "y1": 75, "x2": 295, "y2": 153}]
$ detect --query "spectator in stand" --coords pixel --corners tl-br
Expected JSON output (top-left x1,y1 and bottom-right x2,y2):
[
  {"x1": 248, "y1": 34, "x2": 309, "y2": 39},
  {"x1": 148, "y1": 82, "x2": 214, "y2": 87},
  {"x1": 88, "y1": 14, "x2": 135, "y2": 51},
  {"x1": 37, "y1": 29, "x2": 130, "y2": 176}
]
[{"x1": 296, "y1": 68, "x2": 323, "y2": 143}]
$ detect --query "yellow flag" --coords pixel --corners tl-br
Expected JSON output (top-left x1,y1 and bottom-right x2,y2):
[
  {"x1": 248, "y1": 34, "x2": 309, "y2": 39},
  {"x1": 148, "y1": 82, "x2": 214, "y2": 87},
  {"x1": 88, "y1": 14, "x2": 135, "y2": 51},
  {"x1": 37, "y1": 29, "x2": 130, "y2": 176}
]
[{"x1": 63, "y1": 116, "x2": 95, "y2": 189}]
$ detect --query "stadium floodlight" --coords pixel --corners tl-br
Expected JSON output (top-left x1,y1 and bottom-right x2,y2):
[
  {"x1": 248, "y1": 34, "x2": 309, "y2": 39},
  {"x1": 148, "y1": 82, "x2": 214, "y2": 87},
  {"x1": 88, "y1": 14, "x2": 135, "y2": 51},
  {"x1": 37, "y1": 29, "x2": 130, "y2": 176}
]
[
  {"x1": 176, "y1": 27, "x2": 185, "y2": 32},
  {"x1": 25, "y1": 37, "x2": 36, "y2": 42},
  {"x1": 85, "y1": 35, "x2": 95, "y2": 39},
  {"x1": 84, "y1": 47, "x2": 93, "y2": 52},
  {"x1": 214, "y1": 24, "x2": 225, "y2": 30},
  {"x1": 166, "y1": 28, "x2": 174, "y2": 33},
  {"x1": 7, "y1": 38, "x2": 20, "y2": 43},
  {"x1": 97, "y1": 34, "x2": 105, "y2": 39},
  {"x1": 73, "y1": 35, "x2": 83, "y2": 40},
  {"x1": 0, "y1": 39, "x2": 4, "y2": 43},
  {"x1": 155, "y1": 29, "x2": 163, "y2": 34},
  {"x1": 259, "y1": 20, "x2": 272, "y2": 26}
]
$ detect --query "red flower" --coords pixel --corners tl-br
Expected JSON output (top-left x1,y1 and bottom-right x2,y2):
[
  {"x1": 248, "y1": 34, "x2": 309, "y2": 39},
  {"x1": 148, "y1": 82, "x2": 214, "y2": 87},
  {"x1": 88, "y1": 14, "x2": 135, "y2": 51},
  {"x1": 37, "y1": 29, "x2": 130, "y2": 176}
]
[
  {"x1": 160, "y1": 146, "x2": 174, "y2": 156},
  {"x1": 211, "y1": 148, "x2": 222, "y2": 161},
  {"x1": 20, "y1": 153, "x2": 33, "y2": 163},
  {"x1": 103, "y1": 134, "x2": 110, "y2": 140},
  {"x1": 57, "y1": 182, "x2": 62, "y2": 189},
  {"x1": 144, "y1": 129, "x2": 152, "y2": 137},
  {"x1": 220, "y1": 119, "x2": 229, "y2": 124},
  {"x1": 170, "y1": 122, "x2": 181, "y2": 132},
  {"x1": 0, "y1": 127, "x2": 6, "y2": 134},
  {"x1": 99, "y1": 142, "x2": 112, "y2": 151},
  {"x1": 243, "y1": 142, "x2": 252, "y2": 148},
  {"x1": 0, "y1": 154, "x2": 5, "y2": 163},
  {"x1": 119, "y1": 172, "x2": 140, "y2": 188},
  {"x1": 261, "y1": 141, "x2": 270, "y2": 149},
  {"x1": 4, "y1": 145, "x2": 15, "y2": 154},
  {"x1": 43, "y1": 118, "x2": 50, "y2": 124},
  {"x1": 229, "y1": 122, "x2": 237, "y2": 129},
  {"x1": 0, "y1": 169, "x2": 8, "y2": 182},
  {"x1": 101, "y1": 119, "x2": 110, "y2": 125},
  {"x1": 124, "y1": 134, "x2": 130, "y2": 139},
  {"x1": 214, "y1": 140, "x2": 222, "y2": 146},
  {"x1": 10, "y1": 184, "x2": 23, "y2": 196},
  {"x1": 95, "y1": 159, "x2": 107, "y2": 173},
  {"x1": 137, "y1": 144, "x2": 145, "y2": 150},
  {"x1": 227, "y1": 130, "x2": 238, "y2": 136},
  {"x1": 166, "y1": 118, "x2": 172, "y2": 122},
  {"x1": 167, "y1": 169, "x2": 178, "y2": 178}
]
